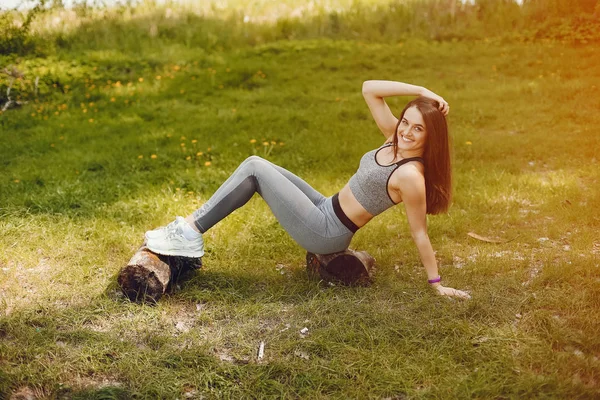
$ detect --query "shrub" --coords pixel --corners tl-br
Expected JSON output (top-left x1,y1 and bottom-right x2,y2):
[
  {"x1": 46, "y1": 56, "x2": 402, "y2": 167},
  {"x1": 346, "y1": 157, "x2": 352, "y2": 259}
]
[{"x1": 0, "y1": 0, "x2": 49, "y2": 55}]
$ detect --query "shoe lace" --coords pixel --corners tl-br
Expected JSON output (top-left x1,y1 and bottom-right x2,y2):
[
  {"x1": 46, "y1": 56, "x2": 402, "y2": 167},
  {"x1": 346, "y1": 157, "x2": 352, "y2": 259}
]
[
  {"x1": 165, "y1": 221, "x2": 185, "y2": 241},
  {"x1": 164, "y1": 217, "x2": 183, "y2": 231}
]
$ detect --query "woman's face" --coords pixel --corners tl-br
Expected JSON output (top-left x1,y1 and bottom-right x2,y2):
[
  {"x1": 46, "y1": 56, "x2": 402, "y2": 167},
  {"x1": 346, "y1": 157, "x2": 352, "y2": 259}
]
[{"x1": 396, "y1": 106, "x2": 427, "y2": 152}]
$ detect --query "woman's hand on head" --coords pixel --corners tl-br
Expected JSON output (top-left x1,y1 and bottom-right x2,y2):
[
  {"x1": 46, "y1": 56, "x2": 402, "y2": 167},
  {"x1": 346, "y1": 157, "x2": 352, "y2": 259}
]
[
  {"x1": 420, "y1": 88, "x2": 449, "y2": 116},
  {"x1": 434, "y1": 284, "x2": 471, "y2": 299}
]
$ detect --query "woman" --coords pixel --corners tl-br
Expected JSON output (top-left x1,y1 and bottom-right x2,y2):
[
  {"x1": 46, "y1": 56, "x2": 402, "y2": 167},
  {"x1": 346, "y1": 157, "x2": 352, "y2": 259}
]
[{"x1": 145, "y1": 80, "x2": 470, "y2": 299}]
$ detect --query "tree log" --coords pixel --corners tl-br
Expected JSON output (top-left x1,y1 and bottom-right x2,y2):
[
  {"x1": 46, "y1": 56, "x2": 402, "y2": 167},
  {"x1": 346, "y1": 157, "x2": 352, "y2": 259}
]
[
  {"x1": 118, "y1": 246, "x2": 202, "y2": 303},
  {"x1": 306, "y1": 249, "x2": 375, "y2": 286}
]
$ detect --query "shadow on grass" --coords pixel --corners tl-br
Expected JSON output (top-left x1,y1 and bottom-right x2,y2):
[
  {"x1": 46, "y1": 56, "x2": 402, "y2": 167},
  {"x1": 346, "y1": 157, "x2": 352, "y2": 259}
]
[
  {"x1": 67, "y1": 386, "x2": 133, "y2": 400},
  {"x1": 104, "y1": 259, "x2": 331, "y2": 308}
]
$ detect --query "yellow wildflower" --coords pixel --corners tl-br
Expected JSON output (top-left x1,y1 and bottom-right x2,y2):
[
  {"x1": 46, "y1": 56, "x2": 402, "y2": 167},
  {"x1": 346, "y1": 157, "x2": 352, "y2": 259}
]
[
  {"x1": 138, "y1": 77, "x2": 144, "y2": 82},
  {"x1": 204, "y1": 161, "x2": 211, "y2": 166},
  {"x1": 465, "y1": 141, "x2": 472, "y2": 145},
  {"x1": 138, "y1": 155, "x2": 143, "y2": 159},
  {"x1": 151, "y1": 154, "x2": 157, "y2": 159},
  {"x1": 250, "y1": 139, "x2": 256, "y2": 144}
]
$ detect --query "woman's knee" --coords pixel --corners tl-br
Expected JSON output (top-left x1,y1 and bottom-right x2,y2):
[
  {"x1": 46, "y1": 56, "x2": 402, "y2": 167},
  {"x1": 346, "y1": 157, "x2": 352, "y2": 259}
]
[
  {"x1": 235, "y1": 155, "x2": 264, "y2": 172},
  {"x1": 245, "y1": 155, "x2": 265, "y2": 163},
  {"x1": 243, "y1": 155, "x2": 270, "y2": 171}
]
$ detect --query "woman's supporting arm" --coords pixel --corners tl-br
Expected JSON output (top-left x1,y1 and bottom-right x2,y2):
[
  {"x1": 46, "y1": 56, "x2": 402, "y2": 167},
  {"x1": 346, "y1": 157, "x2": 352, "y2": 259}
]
[{"x1": 394, "y1": 168, "x2": 470, "y2": 299}]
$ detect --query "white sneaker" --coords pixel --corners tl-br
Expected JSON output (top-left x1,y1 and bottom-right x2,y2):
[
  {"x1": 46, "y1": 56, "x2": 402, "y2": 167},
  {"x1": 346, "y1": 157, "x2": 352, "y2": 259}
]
[
  {"x1": 145, "y1": 217, "x2": 204, "y2": 258},
  {"x1": 145, "y1": 216, "x2": 186, "y2": 241}
]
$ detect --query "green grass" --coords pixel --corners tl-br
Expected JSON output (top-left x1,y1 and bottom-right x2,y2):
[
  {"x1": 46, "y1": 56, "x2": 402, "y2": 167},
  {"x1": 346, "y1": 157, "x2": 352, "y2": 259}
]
[{"x1": 1, "y1": 5, "x2": 600, "y2": 398}]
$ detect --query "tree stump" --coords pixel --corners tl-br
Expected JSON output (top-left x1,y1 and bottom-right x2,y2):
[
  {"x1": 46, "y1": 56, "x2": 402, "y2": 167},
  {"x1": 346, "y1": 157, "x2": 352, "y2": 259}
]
[
  {"x1": 118, "y1": 246, "x2": 202, "y2": 303},
  {"x1": 306, "y1": 249, "x2": 375, "y2": 286}
]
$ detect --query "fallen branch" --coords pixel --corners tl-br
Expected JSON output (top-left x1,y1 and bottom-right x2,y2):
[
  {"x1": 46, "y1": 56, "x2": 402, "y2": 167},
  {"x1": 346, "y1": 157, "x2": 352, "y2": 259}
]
[
  {"x1": 467, "y1": 232, "x2": 517, "y2": 244},
  {"x1": 1, "y1": 66, "x2": 29, "y2": 112},
  {"x1": 1, "y1": 78, "x2": 15, "y2": 112}
]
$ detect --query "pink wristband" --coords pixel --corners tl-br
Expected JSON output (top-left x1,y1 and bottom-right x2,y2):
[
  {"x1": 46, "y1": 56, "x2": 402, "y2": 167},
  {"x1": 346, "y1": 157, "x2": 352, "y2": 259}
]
[{"x1": 428, "y1": 276, "x2": 441, "y2": 284}]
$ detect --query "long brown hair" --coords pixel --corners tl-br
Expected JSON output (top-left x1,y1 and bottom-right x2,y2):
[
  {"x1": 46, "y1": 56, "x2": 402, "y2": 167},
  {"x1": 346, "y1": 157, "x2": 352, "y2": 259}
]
[{"x1": 391, "y1": 96, "x2": 452, "y2": 214}]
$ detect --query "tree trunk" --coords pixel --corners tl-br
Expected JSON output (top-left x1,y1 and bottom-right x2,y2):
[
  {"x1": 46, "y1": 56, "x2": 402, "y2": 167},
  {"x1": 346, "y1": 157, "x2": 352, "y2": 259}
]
[
  {"x1": 118, "y1": 246, "x2": 202, "y2": 303},
  {"x1": 306, "y1": 249, "x2": 375, "y2": 286}
]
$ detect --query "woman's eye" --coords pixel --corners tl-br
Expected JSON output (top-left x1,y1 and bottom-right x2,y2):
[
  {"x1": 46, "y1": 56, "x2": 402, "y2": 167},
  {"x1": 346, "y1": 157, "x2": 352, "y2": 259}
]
[{"x1": 401, "y1": 120, "x2": 407, "y2": 125}]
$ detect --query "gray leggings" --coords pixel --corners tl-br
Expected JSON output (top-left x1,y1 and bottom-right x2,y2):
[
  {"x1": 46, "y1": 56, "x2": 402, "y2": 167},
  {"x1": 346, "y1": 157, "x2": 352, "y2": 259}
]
[{"x1": 192, "y1": 156, "x2": 355, "y2": 254}]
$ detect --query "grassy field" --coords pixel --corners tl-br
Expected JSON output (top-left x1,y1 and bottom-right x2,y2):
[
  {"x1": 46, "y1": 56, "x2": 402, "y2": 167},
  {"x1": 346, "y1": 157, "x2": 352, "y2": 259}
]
[{"x1": 1, "y1": 2, "x2": 600, "y2": 398}]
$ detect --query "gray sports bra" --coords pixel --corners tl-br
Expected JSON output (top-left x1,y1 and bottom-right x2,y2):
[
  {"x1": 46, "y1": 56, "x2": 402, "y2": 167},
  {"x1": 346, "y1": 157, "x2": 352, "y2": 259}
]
[{"x1": 348, "y1": 143, "x2": 424, "y2": 215}]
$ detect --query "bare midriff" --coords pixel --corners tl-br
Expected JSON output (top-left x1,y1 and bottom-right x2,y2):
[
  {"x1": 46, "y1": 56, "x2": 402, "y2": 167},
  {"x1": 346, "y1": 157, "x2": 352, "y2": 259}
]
[{"x1": 338, "y1": 184, "x2": 375, "y2": 228}]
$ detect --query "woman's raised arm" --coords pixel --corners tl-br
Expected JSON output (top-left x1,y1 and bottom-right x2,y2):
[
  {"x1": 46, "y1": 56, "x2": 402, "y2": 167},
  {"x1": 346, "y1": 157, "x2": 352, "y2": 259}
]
[{"x1": 362, "y1": 80, "x2": 449, "y2": 138}]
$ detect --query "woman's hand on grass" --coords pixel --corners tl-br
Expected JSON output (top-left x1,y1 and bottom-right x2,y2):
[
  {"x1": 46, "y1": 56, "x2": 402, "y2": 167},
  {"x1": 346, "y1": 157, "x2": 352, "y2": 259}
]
[
  {"x1": 419, "y1": 88, "x2": 449, "y2": 116},
  {"x1": 434, "y1": 284, "x2": 471, "y2": 299}
]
